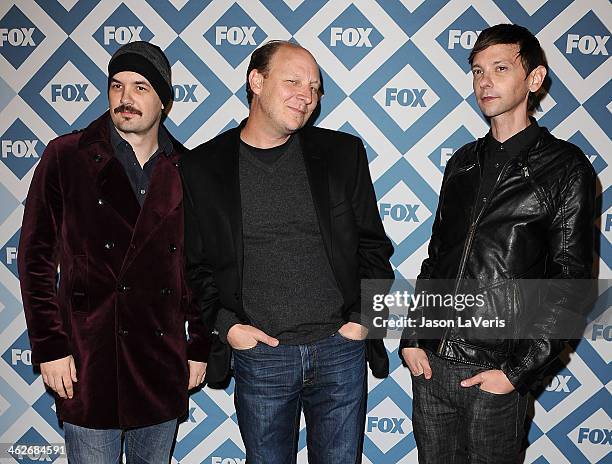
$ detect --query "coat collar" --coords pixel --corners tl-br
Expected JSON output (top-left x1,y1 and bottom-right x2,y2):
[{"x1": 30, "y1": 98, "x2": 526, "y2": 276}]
[{"x1": 78, "y1": 113, "x2": 183, "y2": 270}]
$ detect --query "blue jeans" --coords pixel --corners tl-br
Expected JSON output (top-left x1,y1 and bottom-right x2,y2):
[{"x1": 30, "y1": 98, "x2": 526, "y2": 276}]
[
  {"x1": 63, "y1": 419, "x2": 177, "y2": 464},
  {"x1": 411, "y1": 352, "x2": 529, "y2": 464},
  {"x1": 232, "y1": 332, "x2": 367, "y2": 464}
]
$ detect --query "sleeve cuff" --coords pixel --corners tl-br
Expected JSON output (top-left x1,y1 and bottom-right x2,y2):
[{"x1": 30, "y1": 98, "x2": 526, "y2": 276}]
[{"x1": 215, "y1": 308, "x2": 242, "y2": 343}]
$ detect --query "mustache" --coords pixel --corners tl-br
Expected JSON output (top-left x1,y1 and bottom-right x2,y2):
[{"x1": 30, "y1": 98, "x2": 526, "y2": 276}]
[{"x1": 114, "y1": 104, "x2": 142, "y2": 116}]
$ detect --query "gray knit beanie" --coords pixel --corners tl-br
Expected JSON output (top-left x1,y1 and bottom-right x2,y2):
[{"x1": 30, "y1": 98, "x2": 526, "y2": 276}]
[{"x1": 108, "y1": 41, "x2": 172, "y2": 107}]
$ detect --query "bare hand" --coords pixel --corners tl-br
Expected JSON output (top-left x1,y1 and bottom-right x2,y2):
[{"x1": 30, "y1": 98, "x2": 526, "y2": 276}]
[
  {"x1": 40, "y1": 355, "x2": 77, "y2": 399},
  {"x1": 461, "y1": 369, "x2": 514, "y2": 394},
  {"x1": 337, "y1": 322, "x2": 368, "y2": 341},
  {"x1": 188, "y1": 360, "x2": 207, "y2": 389},
  {"x1": 227, "y1": 324, "x2": 279, "y2": 350},
  {"x1": 401, "y1": 348, "x2": 432, "y2": 379}
]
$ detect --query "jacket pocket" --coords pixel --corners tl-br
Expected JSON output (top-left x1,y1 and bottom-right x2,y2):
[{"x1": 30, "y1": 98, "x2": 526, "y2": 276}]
[{"x1": 70, "y1": 255, "x2": 89, "y2": 313}]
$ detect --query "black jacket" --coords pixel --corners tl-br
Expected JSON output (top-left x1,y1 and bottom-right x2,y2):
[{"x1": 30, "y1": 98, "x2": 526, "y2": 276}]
[
  {"x1": 181, "y1": 124, "x2": 394, "y2": 387},
  {"x1": 399, "y1": 125, "x2": 596, "y2": 394}
]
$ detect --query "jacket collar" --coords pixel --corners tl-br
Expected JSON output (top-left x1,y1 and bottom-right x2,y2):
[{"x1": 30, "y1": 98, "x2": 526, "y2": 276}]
[
  {"x1": 219, "y1": 121, "x2": 332, "y2": 284},
  {"x1": 77, "y1": 113, "x2": 183, "y2": 266}
]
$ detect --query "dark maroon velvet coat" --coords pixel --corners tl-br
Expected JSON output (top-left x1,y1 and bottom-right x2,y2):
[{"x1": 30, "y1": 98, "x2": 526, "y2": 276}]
[{"x1": 18, "y1": 112, "x2": 211, "y2": 428}]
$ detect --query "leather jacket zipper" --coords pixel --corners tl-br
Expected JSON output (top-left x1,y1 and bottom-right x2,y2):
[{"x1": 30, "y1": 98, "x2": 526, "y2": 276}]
[{"x1": 437, "y1": 158, "x2": 513, "y2": 355}]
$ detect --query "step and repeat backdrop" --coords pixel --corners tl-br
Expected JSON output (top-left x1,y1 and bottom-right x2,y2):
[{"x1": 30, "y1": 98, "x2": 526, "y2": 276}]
[{"x1": 0, "y1": 0, "x2": 610, "y2": 463}]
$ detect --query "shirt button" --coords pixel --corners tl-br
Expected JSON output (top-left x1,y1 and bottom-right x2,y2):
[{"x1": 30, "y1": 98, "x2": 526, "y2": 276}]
[
  {"x1": 93, "y1": 154, "x2": 103, "y2": 163},
  {"x1": 155, "y1": 329, "x2": 164, "y2": 337},
  {"x1": 160, "y1": 288, "x2": 173, "y2": 296},
  {"x1": 140, "y1": 189, "x2": 146, "y2": 195},
  {"x1": 117, "y1": 283, "x2": 130, "y2": 293},
  {"x1": 495, "y1": 163, "x2": 500, "y2": 168},
  {"x1": 482, "y1": 197, "x2": 488, "y2": 203},
  {"x1": 169, "y1": 244, "x2": 177, "y2": 253},
  {"x1": 118, "y1": 328, "x2": 128, "y2": 336},
  {"x1": 104, "y1": 241, "x2": 115, "y2": 250}
]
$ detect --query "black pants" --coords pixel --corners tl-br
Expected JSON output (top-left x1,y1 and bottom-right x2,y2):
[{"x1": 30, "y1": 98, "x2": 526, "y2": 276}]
[{"x1": 411, "y1": 352, "x2": 529, "y2": 464}]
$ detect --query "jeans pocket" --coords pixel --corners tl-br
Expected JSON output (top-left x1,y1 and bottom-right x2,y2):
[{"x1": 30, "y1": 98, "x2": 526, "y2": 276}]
[
  {"x1": 232, "y1": 343, "x2": 259, "y2": 353},
  {"x1": 336, "y1": 331, "x2": 364, "y2": 343},
  {"x1": 477, "y1": 386, "x2": 516, "y2": 399}
]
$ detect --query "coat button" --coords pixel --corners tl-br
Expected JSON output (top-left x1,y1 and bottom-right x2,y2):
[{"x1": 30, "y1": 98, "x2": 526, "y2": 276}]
[
  {"x1": 118, "y1": 328, "x2": 129, "y2": 336},
  {"x1": 155, "y1": 329, "x2": 164, "y2": 337},
  {"x1": 93, "y1": 154, "x2": 103, "y2": 163},
  {"x1": 104, "y1": 241, "x2": 115, "y2": 250},
  {"x1": 160, "y1": 288, "x2": 173, "y2": 296},
  {"x1": 117, "y1": 283, "x2": 130, "y2": 292},
  {"x1": 169, "y1": 244, "x2": 177, "y2": 253},
  {"x1": 97, "y1": 198, "x2": 105, "y2": 206}
]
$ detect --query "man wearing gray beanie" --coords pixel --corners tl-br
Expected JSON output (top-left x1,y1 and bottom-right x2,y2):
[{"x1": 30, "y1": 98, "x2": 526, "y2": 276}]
[{"x1": 18, "y1": 41, "x2": 211, "y2": 463}]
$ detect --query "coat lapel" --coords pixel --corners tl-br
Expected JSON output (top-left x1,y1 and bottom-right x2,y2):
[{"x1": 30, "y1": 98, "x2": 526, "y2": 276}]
[
  {"x1": 221, "y1": 129, "x2": 244, "y2": 285},
  {"x1": 121, "y1": 152, "x2": 182, "y2": 271},
  {"x1": 299, "y1": 130, "x2": 333, "y2": 260},
  {"x1": 81, "y1": 113, "x2": 141, "y2": 229}
]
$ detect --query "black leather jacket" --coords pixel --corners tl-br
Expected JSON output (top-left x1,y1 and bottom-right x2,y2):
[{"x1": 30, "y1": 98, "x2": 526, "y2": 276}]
[{"x1": 399, "y1": 125, "x2": 596, "y2": 393}]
